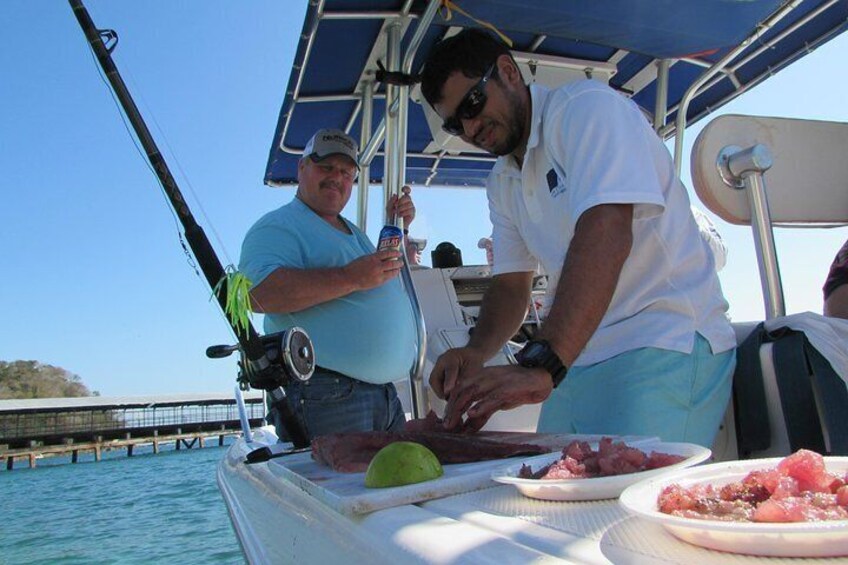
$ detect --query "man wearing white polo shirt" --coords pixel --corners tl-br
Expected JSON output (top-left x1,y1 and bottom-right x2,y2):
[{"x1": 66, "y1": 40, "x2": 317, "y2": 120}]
[{"x1": 420, "y1": 30, "x2": 736, "y2": 446}]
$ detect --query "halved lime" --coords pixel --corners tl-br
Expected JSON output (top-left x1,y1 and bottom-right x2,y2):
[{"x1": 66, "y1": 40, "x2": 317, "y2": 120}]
[{"x1": 364, "y1": 441, "x2": 444, "y2": 488}]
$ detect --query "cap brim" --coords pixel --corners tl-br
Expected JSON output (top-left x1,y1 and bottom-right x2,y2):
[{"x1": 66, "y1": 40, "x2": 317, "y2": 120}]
[{"x1": 309, "y1": 152, "x2": 360, "y2": 168}]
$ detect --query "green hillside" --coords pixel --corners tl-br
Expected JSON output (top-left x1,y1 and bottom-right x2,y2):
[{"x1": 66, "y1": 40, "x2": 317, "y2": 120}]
[{"x1": 0, "y1": 360, "x2": 97, "y2": 399}]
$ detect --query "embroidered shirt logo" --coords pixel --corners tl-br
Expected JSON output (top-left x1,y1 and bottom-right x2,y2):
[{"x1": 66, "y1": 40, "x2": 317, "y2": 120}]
[
  {"x1": 546, "y1": 169, "x2": 558, "y2": 191},
  {"x1": 546, "y1": 168, "x2": 567, "y2": 197}
]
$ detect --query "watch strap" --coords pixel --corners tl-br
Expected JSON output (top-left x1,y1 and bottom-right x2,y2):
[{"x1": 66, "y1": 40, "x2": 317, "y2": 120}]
[{"x1": 516, "y1": 339, "x2": 568, "y2": 388}]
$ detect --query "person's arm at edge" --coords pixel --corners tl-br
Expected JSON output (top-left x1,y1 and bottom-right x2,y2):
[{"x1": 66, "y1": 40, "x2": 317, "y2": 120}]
[{"x1": 824, "y1": 284, "x2": 848, "y2": 319}]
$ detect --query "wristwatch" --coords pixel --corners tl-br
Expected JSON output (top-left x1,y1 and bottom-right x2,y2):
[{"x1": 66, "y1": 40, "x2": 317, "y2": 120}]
[{"x1": 515, "y1": 339, "x2": 568, "y2": 388}]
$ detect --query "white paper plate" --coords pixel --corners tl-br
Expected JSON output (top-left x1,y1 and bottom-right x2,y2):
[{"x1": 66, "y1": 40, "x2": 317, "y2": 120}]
[
  {"x1": 619, "y1": 456, "x2": 848, "y2": 557},
  {"x1": 491, "y1": 441, "x2": 711, "y2": 501}
]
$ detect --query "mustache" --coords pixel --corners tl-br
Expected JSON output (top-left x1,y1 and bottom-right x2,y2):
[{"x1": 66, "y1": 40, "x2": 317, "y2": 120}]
[{"x1": 319, "y1": 179, "x2": 342, "y2": 190}]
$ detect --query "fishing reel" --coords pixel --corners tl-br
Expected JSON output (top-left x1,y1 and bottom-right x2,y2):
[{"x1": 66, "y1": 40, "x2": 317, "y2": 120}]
[
  {"x1": 206, "y1": 326, "x2": 315, "y2": 392},
  {"x1": 207, "y1": 327, "x2": 315, "y2": 451}
]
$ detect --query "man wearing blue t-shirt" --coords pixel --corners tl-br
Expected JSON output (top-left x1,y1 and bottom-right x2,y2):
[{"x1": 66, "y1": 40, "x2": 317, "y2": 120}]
[{"x1": 239, "y1": 129, "x2": 417, "y2": 441}]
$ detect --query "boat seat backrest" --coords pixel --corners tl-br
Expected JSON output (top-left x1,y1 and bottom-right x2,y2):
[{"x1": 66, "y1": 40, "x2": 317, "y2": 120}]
[{"x1": 691, "y1": 114, "x2": 848, "y2": 225}]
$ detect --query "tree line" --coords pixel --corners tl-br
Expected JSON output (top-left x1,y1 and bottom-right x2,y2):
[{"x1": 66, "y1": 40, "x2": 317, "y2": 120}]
[{"x1": 0, "y1": 360, "x2": 97, "y2": 400}]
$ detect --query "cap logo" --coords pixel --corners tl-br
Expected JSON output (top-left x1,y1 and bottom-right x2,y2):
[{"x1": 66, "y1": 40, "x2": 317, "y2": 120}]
[
  {"x1": 302, "y1": 128, "x2": 359, "y2": 168},
  {"x1": 320, "y1": 133, "x2": 355, "y2": 150}
]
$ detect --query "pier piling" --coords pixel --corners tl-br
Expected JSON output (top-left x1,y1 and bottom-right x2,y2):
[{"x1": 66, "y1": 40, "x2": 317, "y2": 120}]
[
  {"x1": 0, "y1": 429, "x2": 246, "y2": 470},
  {"x1": 0, "y1": 391, "x2": 265, "y2": 470}
]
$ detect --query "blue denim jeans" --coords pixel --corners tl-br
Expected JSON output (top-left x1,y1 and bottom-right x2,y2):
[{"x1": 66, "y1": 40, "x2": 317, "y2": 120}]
[{"x1": 271, "y1": 367, "x2": 406, "y2": 442}]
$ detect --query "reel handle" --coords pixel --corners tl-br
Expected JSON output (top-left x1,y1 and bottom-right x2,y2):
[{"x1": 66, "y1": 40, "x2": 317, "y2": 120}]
[{"x1": 206, "y1": 344, "x2": 240, "y2": 358}]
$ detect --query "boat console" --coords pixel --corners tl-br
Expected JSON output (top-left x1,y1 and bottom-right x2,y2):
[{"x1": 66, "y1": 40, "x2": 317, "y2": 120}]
[{"x1": 392, "y1": 265, "x2": 548, "y2": 431}]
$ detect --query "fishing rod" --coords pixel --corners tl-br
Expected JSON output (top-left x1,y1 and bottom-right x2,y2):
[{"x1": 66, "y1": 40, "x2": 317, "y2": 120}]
[{"x1": 68, "y1": 0, "x2": 311, "y2": 449}]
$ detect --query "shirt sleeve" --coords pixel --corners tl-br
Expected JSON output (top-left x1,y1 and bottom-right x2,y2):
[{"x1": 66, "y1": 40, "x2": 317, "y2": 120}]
[
  {"x1": 544, "y1": 87, "x2": 666, "y2": 224},
  {"x1": 487, "y1": 176, "x2": 539, "y2": 276},
  {"x1": 238, "y1": 219, "x2": 304, "y2": 289}
]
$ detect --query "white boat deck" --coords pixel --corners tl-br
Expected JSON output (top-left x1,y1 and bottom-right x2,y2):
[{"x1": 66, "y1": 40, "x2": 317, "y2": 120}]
[{"x1": 217, "y1": 429, "x2": 847, "y2": 564}]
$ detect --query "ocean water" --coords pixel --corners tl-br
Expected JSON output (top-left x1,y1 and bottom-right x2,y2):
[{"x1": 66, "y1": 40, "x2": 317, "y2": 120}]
[{"x1": 0, "y1": 443, "x2": 244, "y2": 564}]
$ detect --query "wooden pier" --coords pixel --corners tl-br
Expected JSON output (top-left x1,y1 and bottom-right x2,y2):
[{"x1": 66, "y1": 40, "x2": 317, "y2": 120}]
[
  {"x1": 2, "y1": 427, "x2": 246, "y2": 470},
  {"x1": 0, "y1": 392, "x2": 266, "y2": 470}
]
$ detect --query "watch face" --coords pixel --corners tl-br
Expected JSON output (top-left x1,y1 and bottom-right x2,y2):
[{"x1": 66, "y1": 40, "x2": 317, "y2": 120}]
[
  {"x1": 524, "y1": 342, "x2": 544, "y2": 358},
  {"x1": 518, "y1": 340, "x2": 567, "y2": 388},
  {"x1": 518, "y1": 341, "x2": 548, "y2": 367}
]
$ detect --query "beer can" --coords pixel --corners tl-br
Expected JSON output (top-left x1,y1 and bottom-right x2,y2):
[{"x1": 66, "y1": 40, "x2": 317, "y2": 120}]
[{"x1": 377, "y1": 224, "x2": 403, "y2": 253}]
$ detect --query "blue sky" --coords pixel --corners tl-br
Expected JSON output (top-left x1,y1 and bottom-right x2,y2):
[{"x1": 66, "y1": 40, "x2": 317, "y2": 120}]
[{"x1": 2, "y1": 2, "x2": 846, "y2": 396}]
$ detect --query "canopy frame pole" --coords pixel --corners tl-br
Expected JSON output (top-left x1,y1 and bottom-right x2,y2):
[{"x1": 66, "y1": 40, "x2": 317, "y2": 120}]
[
  {"x1": 383, "y1": 20, "x2": 427, "y2": 420},
  {"x1": 672, "y1": 0, "x2": 803, "y2": 173},
  {"x1": 653, "y1": 59, "x2": 669, "y2": 131},
  {"x1": 379, "y1": 1, "x2": 441, "y2": 420},
  {"x1": 397, "y1": 0, "x2": 443, "y2": 421},
  {"x1": 356, "y1": 80, "x2": 374, "y2": 230},
  {"x1": 275, "y1": 0, "x2": 325, "y2": 159},
  {"x1": 360, "y1": 0, "x2": 441, "y2": 169},
  {"x1": 384, "y1": 21, "x2": 402, "y2": 217},
  {"x1": 663, "y1": 0, "x2": 843, "y2": 144}
]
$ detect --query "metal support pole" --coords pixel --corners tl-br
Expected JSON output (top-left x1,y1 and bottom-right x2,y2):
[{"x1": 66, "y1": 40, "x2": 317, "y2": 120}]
[
  {"x1": 357, "y1": 81, "x2": 374, "y2": 230},
  {"x1": 395, "y1": 129, "x2": 428, "y2": 420},
  {"x1": 235, "y1": 384, "x2": 254, "y2": 444},
  {"x1": 396, "y1": 90, "x2": 410, "y2": 218},
  {"x1": 719, "y1": 144, "x2": 784, "y2": 319},
  {"x1": 360, "y1": 0, "x2": 441, "y2": 170},
  {"x1": 383, "y1": 10, "x2": 435, "y2": 419},
  {"x1": 653, "y1": 59, "x2": 669, "y2": 131},
  {"x1": 396, "y1": 112, "x2": 429, "y2": 420},
  {"x1": 745, "y1": 170, "x2": 785, "y2": 319},
  {"x1": 384, "y1": 22, "x2": 402, "y2": 221}
]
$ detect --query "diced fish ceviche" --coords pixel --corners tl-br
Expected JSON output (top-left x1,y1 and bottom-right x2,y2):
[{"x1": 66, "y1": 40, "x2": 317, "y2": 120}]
[
  {"x1": 658, "y1": 449, "x2": 848, "y2": 522},
  {"x1": 518, "y1": 437, "x2": 686, "y2": 480}
]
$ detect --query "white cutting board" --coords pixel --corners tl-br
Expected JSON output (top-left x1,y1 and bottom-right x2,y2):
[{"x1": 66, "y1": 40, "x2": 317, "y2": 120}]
[{"x1": 268, "y1": 433, "x2": 655, "y2": 516}]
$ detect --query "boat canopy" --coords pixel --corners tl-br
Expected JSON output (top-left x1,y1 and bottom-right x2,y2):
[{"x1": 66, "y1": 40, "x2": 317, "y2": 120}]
[{"x1": 265, "y1": 0, "x2": 848, "y2": 189}]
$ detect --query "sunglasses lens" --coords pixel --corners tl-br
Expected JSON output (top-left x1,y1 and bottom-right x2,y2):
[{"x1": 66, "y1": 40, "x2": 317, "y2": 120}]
[
  {"x1": 441, "y1": 90, "x2": 487, "y2": 136},
  {"x1": 440, "y1": 66, "x2": 493, "y2": 136},
  {"x1": 458, "y1": 90, "x2": 486, "y2": 120}
]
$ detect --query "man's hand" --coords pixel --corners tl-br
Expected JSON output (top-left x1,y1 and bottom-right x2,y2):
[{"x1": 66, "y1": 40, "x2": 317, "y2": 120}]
[
  {"x1": 387, "y1": 185, "x2": 415, "y2": 228},
  {"x1": 429, "y1": 346, "x2": 486, "y2": 401},
  {"x1": 443, "y1": 365, "x2": 553, "y2": 432},
  {"x1": 343, "y1": 250, "x2": 403, "y2": 290}
]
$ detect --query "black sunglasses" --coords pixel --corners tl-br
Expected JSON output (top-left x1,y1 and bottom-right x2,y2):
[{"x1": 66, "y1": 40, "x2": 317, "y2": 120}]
[{"x1": 441, "y1": 64, "x2": 496, "y2": 136}]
